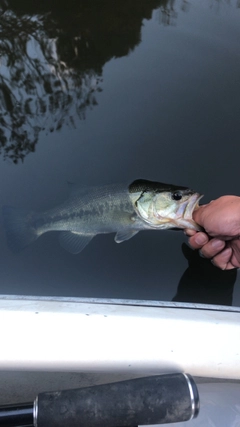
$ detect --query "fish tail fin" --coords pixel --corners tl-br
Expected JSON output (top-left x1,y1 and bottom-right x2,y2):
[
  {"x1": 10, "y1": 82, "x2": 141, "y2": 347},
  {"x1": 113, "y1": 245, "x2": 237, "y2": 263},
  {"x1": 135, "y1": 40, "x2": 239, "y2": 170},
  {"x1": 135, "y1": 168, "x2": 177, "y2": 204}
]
[{"x1": 2, "y1": 206, "x2": 39, "y2": 253}]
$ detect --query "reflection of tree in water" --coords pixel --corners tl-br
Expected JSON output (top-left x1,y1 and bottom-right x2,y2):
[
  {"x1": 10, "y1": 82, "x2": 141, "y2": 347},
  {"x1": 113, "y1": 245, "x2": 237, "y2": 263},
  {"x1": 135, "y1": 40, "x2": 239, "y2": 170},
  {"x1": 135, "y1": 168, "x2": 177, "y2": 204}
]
[
  {"x1": 1, "y1": 0, "x2": 236, "y2": 163},
  {"x1": 158, "y1": 0, "x2": 189, "y2": 25},
  {"x1": 0, "y1": 5, "x2": 100, "y2": 163},
  {"x1": 159, "y1": 0, "x2": 240, "y2": 26},
  {"x1": 0, "y1": 0, "x2": 162, "y2": 163},
  {"x1": 210, "y1": 0, "x2": 240, "y2": 9}
]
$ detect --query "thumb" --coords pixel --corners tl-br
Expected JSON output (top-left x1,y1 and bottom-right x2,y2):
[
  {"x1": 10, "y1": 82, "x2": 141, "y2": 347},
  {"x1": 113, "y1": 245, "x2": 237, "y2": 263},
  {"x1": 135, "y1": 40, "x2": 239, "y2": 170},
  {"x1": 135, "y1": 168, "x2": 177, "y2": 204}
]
[{"x1": 192, "y1": 204, "x2": 206, "y2": 225}]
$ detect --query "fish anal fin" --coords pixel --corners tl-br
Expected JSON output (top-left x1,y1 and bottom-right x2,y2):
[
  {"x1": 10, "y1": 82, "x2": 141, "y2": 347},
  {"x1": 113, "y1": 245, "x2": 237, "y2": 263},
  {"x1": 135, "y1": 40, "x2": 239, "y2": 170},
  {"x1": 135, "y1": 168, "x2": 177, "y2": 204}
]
[
  {"x1": 115, "y1": 230, "x2": 139, "y2": 243},
  {"x1": 59, "y1": 231, "x2": 94, "y2": 254}
]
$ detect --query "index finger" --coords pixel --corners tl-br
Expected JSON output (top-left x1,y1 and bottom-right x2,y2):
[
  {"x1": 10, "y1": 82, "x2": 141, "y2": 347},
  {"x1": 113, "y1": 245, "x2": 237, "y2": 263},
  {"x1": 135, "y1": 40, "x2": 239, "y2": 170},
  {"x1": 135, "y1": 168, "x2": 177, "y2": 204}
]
[
  {"x1": 184, "y1": 228, "x2": 197, "y2": 237},
  {"x1": 188, "y1": 232, "x2": 209, "y2": 249}
]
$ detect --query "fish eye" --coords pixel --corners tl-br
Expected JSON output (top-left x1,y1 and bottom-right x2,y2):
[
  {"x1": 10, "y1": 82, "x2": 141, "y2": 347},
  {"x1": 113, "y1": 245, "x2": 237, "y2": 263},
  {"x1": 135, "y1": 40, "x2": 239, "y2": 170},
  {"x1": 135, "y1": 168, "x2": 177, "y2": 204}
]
[{"x1": 172, "y1": 191, "x2": 182, "y2": 201}]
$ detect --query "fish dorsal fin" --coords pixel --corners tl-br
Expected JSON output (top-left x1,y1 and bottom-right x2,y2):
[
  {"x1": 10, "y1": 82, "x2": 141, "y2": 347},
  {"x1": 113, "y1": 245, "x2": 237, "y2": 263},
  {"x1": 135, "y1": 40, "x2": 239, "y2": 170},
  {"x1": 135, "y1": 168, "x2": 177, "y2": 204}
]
[
  {"x1": 59, "y1": 231, "x2": 95, "y2": 254},
  {"x1": 115, "y1": 230, "x2": 139, "y2": 243}
]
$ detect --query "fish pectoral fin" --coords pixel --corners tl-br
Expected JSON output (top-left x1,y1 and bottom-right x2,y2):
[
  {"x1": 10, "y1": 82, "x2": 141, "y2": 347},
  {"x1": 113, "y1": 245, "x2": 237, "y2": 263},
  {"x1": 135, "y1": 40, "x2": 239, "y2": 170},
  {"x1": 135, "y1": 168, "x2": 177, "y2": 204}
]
[
  {"x1": 114, "y1": 230, "x2": 139, "y2": 243},
  {"x1": 59, "y1": 231, "x2": 95, "y2": 254}
]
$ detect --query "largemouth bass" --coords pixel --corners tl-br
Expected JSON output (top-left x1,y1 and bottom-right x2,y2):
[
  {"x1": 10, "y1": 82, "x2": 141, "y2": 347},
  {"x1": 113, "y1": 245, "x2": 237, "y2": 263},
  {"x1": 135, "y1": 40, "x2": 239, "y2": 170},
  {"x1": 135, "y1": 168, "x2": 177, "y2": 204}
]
[{"x1": 3, "y1": 179, "x2": 203, "y2": 254}]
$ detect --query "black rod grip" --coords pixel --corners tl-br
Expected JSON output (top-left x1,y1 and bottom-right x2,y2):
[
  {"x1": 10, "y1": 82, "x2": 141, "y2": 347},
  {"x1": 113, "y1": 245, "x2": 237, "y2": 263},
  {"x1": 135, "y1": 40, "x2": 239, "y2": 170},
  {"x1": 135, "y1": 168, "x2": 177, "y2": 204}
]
[
  {"x1": 0, "y1": 403, "x2": 33, "y2": 426},
  {"x1": 35, "y1": 373, "x2": 199, "y2": 427}
]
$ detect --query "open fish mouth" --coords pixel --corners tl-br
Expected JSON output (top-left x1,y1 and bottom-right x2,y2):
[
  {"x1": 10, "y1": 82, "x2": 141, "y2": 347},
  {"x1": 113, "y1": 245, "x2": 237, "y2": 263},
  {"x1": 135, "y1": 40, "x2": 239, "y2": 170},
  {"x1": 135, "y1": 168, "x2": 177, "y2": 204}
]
[
  {"x1": 176, "y1": 193, "x2": 203, "y2": 230},
  {"x1": 183, "y1": 193, "x2": 203, "y2": 218}
]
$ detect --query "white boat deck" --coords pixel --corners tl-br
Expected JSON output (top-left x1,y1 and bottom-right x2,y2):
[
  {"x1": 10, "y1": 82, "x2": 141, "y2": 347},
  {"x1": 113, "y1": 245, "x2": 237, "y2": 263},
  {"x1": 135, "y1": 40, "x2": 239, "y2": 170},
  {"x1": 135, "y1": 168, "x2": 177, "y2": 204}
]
[
  {"x1": 0, "y1": 296, "x2": 240, "y2": 425},
  {"x1": 0, "y1": 295, "x2": 239, "y2": 377}
]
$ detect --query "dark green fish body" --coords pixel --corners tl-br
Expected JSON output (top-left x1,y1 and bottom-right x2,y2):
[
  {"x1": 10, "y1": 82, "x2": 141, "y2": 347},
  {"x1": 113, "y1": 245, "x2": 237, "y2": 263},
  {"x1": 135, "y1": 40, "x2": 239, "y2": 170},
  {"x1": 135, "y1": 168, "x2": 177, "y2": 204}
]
[{"x1": 3, "y1": 180, "x2": 202, "y2": 254}]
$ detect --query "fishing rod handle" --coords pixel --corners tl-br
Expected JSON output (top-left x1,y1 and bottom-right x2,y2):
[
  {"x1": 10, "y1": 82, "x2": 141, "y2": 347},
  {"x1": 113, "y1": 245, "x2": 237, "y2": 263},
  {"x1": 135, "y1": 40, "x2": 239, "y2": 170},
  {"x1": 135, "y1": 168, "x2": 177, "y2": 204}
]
[
  {"x1": 34, "y1": 373, "x2": 199, "y2": 427},
  {"x1": 0, "y1": 403, "x2": 33, "y2": 427}
]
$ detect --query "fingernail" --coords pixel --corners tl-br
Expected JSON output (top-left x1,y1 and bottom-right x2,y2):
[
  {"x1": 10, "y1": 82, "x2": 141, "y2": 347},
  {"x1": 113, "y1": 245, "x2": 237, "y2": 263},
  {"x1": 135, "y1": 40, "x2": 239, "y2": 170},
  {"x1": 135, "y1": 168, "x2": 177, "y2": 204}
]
[
  {"x1": 195, "y1": 234, "x2": 208, "y2": 245},
  {"x1": 199, "y1": 250, "x2": 205, "y2": 258},
  {"x1": 222, "y1": 247, "x2": 232, "y2": 257},
  {"x1": 210, "y1": 240, "x2": 225, "y2": 250}
]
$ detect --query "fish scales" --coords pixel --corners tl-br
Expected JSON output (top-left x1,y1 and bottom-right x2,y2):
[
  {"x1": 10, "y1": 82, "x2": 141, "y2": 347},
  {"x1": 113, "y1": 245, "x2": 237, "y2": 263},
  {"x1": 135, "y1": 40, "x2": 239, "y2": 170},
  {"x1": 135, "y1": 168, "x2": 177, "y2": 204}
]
[{"x1": 32, "y1": 184, "x2": 136, "y2": 236}]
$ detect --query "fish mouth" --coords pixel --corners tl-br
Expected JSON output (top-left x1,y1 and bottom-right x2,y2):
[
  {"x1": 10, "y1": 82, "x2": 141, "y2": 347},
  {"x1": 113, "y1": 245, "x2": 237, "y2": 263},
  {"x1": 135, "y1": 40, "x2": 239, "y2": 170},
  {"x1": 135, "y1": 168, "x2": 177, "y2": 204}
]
[
  {"x1": 134, "y1": 190, "x2": 203, "y2": 231},
  {"x1": 175, "y1": 193, "x2": 203, "y2": 230}
]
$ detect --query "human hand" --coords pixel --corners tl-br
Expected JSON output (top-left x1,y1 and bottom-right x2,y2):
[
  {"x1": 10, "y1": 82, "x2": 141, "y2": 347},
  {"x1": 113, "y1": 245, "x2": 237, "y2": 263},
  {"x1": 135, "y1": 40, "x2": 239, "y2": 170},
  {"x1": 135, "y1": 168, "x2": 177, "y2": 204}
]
[{"x1": 185, "y1": 196, "x2": 240, "y2": 270}]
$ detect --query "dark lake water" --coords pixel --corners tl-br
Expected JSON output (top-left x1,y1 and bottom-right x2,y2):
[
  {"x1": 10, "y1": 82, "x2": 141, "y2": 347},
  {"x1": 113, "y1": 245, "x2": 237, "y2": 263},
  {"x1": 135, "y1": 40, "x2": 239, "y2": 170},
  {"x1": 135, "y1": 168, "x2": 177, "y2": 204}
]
[{"x1": 0, "y1": 0, "x2": 240, "y2": 306}]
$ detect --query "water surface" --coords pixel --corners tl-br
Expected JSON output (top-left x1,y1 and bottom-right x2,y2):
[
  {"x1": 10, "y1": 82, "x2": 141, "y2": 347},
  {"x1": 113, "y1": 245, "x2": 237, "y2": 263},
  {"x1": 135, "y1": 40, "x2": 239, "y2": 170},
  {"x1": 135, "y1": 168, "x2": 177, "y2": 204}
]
[{"x1": 0, "y1": 0, "x2": 239, "y2": 305}]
